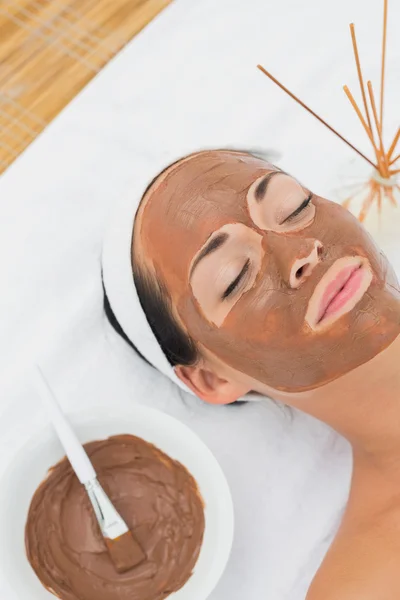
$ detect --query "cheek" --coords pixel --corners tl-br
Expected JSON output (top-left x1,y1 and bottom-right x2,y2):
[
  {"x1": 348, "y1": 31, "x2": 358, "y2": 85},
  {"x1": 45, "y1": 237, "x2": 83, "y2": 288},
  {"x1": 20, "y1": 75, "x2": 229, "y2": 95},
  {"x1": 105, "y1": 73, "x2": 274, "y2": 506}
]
[
  {"x1": 177, "y1": 295, "x2": 220, "y2": 348},
  {"x1": 178, "y1": 248, "x2": 311, "y2": 352},
  {"x1": 309, "y1": 200, "x2": 381, "y2": 261},
  {"x1": 183, "y1": 282, "x2": 306, "y2": 355}
]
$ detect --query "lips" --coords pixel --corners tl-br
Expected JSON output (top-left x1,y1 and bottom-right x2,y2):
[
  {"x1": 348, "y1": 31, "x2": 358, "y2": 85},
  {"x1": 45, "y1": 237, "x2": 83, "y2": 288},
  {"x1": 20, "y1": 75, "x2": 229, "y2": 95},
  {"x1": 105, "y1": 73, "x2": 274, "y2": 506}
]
[
  {"x1": 317, "y1": 264, "x2": 361, "y2": 322},
  {"x1": 305, "y1": 257, "x2": 373, "y2": 330}
]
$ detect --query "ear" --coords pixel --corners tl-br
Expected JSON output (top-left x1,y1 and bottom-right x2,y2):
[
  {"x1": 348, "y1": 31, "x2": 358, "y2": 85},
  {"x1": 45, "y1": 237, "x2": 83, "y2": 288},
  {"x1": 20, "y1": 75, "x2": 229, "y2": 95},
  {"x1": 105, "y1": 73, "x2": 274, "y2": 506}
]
[{"x1": 175, "y1": 364, "x2": 250, "y2": 405}]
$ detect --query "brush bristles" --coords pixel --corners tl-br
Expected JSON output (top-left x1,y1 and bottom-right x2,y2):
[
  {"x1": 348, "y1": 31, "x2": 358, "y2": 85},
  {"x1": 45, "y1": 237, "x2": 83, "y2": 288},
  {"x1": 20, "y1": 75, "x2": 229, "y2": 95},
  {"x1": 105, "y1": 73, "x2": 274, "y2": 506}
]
[{"x1": 105, "y1": 531, "x2": 146, "y2": 574}]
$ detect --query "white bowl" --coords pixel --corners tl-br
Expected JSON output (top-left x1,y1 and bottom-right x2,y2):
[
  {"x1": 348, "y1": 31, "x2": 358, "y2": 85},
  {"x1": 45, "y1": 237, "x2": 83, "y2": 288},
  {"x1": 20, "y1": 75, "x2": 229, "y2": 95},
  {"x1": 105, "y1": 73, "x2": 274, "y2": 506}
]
[{"x1": 0, "y1": 405, "x2": 234, "y2": 600}]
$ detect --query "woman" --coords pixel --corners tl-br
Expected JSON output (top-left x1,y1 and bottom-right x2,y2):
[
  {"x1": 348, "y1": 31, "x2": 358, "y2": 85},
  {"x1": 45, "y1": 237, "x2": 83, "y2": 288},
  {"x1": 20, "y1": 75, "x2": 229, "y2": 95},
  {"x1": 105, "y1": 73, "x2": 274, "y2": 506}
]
[{"x1": 103, "y1": 149, "x2": 400, "y2": 598}]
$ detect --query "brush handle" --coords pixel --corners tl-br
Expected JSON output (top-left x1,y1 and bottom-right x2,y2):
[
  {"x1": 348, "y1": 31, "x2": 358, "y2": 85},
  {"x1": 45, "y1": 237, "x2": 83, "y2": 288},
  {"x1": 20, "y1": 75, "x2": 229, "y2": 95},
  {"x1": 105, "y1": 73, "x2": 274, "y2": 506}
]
[{"x1": 31, "y1": 365, "x2": 96, "y2": 485}]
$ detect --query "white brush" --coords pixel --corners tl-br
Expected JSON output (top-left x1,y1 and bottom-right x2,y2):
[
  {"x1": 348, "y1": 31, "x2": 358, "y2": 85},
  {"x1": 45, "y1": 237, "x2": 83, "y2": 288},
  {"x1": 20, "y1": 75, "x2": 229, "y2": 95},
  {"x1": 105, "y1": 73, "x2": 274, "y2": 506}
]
[{"x1": 30, "y1": 364, "x2": 146, "y2": 573}]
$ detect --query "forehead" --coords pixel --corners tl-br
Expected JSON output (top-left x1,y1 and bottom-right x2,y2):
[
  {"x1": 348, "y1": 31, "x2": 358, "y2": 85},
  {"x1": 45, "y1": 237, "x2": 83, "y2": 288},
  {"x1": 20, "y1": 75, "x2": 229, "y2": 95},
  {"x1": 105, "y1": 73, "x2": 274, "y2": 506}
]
[{"x1": 137, "y1": 151, "x2": 275, "y2": 273}]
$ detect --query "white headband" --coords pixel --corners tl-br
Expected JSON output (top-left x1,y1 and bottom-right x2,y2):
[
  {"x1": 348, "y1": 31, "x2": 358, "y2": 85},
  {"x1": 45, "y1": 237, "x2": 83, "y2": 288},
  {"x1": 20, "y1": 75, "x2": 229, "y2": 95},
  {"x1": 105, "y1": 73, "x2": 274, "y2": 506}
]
[{"x1": 101, "y1": 152, "x2": 195, "y2": 395}]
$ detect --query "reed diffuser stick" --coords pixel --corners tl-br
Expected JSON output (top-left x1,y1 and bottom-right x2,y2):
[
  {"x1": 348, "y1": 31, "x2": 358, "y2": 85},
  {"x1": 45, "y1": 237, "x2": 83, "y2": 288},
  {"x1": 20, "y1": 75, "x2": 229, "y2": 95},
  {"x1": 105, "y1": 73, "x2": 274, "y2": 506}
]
[
  {"x1": 343, "y1": 85, "x2": 379, "y2": 158},
  {"x1": 350, "y1": 24, "x2": 373, "y2": 134},
  {"x1": 257, "y1": 65, "x2": 378, "y2": 169},
  {"x1": 380, "y1": 0, "x2": 388, "y2": 132},
  {"x1": 367, "y1": 81, "x2": 388, "y2": 175},
  {"x1": 388, "y1": 128, "x2": 400, "y2": 159},
  {"x1": 257, "y1": 0, "x2": 398, "y2": 220}
]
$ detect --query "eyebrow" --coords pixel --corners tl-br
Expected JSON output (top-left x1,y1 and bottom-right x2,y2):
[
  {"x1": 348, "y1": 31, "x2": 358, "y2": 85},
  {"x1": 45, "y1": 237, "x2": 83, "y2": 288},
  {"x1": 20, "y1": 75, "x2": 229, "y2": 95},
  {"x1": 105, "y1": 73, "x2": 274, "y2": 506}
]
[
  {"x1": 254, "y1": 170, "x2": 285, "y2": 202},
  {"x1": 190, "y1": 232, "x2": 229, "y2": 277}
]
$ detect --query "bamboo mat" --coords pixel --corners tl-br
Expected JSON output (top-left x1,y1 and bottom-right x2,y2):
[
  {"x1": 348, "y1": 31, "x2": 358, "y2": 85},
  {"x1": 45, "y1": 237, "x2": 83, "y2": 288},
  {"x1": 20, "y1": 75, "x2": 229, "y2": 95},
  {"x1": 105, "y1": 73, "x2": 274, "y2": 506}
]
[{"x1": 0, "y1": 0, "x2": 171, "y2": 174}]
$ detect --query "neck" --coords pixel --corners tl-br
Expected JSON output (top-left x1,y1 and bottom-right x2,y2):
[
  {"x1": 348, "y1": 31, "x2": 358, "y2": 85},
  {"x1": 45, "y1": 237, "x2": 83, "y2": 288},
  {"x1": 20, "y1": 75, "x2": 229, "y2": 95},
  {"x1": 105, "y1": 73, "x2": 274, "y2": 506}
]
[{"x1": 264, "y1": 335, "x2": 400, "y2": 475}]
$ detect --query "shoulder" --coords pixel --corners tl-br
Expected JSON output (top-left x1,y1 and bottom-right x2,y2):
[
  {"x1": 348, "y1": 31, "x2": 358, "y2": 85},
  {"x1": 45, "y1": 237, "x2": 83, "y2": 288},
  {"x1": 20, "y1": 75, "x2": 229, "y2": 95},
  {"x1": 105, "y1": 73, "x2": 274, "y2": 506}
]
[
  {"x1": 305, "y1": 518, "x2": 400, "y2": 599},
  {"x1": 305, "y1": 558, "x2": 392, "y2": 600},
  {"x1": 306, "y1": 580, "x2": 375, "y2": 600}
]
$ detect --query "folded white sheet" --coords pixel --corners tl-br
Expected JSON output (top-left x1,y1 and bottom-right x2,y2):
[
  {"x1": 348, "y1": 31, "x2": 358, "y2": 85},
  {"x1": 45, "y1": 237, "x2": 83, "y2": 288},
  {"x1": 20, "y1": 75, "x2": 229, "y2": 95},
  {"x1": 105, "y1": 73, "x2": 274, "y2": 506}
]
[{"x1": 0, "y1": 0, "x2": 398, "y2": 598}]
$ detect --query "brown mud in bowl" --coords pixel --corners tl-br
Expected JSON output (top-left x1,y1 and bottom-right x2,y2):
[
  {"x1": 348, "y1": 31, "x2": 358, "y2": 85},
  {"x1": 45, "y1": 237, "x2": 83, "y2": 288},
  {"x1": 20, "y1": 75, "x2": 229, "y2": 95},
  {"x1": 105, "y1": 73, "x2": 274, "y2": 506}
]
[{"x1": 25, "y1": 434, "x2": 205, "y2": 600}]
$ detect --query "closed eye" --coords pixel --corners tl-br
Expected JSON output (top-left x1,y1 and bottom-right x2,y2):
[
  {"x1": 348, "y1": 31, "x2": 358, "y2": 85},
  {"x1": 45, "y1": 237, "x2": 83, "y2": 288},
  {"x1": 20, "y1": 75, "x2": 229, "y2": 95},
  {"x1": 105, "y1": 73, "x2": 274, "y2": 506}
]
[
  {"x1": 222, "y1": 259, "x2": 250, "y2": 300},
  {"x1": 282, "y1": 193, "x2": 312, "y2": 224}
]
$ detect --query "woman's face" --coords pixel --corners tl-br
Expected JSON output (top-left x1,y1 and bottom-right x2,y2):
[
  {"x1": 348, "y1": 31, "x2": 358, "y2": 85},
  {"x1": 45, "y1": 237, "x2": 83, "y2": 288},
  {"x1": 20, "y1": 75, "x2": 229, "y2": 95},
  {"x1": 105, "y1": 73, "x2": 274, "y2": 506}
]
[{"x1": 135, "y1": 150, "x2": 400, "y2": 393}]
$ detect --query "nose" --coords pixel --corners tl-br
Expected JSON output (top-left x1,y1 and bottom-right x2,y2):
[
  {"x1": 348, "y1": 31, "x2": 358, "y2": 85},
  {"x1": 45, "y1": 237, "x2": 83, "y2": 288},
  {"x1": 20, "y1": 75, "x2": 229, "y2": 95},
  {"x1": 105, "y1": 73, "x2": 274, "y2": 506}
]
[
  {"x1": 289, "y1": 240, "x2": 323, "y2": 289},
  {"x1": 267, "y1": 234, "x2": 323, "y2": 289}
]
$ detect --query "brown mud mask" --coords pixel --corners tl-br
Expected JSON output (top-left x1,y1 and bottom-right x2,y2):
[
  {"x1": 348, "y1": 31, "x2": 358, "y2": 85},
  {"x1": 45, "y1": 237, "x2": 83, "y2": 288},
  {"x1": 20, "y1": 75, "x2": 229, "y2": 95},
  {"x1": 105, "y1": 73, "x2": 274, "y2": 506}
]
[{"x1": 137, "y1": 150, "x2": 400, "y2": 392}]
